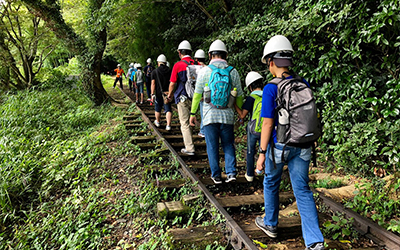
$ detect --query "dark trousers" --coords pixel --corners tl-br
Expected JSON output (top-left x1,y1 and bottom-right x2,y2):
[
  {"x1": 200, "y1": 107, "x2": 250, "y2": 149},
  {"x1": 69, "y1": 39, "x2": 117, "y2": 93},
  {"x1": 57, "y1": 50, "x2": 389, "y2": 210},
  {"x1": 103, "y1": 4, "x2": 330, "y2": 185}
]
[
  {"x1": 114, "y1": 77, "x2": 123, "y2": 89},
  {"x1": 145, "y1": 77, "x2": 151, "y2": 99}
]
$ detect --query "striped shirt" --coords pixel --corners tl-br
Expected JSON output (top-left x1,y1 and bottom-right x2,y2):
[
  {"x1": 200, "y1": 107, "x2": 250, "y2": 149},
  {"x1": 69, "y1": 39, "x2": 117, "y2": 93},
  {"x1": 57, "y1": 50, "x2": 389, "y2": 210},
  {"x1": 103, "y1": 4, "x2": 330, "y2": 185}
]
[{"x1": 195, "y1": 59, "x2": 243, "y2": 126}]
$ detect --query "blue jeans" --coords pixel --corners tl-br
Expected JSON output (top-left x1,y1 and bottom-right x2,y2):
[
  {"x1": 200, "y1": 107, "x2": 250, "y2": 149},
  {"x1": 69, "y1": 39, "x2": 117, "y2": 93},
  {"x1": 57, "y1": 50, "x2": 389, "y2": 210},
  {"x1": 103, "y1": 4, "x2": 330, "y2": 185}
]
[
  {"x1": 199, "y1": 101, "x2": 204, "y2": 135},
  {"x1": 246, "y1": 129, "x2": 260, "y2": 177},
  {"x1": 263, "y1": 143, "x2": 324, "y2": 247},
  {"x1": 135, "y1": 82, "x2": 144, "y2": 94},
  {"x1": 204, "y1": 123, "x2": 236, "y2": 178}
]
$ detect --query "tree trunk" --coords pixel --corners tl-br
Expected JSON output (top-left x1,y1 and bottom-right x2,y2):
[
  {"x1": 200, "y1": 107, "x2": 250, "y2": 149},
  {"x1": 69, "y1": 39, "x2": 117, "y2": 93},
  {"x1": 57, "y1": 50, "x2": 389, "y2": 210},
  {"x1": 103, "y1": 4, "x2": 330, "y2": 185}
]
[{"x1": 21, "y1": 0, "x2": 110, "y2": 105}]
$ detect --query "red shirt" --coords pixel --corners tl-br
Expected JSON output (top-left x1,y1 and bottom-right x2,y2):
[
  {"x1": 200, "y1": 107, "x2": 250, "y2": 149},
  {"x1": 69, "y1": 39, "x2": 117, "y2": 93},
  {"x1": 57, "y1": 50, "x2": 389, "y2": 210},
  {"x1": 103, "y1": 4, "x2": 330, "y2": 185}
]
[{"x1": 170, "y1": 56, "x2": 195, "y2": 104}]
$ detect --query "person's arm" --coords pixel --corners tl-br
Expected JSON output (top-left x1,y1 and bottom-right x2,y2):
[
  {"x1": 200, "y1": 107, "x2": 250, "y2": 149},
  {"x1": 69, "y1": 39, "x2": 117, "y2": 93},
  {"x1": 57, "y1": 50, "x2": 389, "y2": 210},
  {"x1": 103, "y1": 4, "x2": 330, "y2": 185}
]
[
  {"x1": 151, "y1": 79, "x2": 156, "y2": 102},
  {"x1": 256, "y1": 118, "x2": 274, "y2": 171},
  {"x1": 235, "y1": 95, "x2": 244, "y2": 109},
  {"x1": 189, "y1": 92, "x2": 202, "y2": 126},
  {"x1": 234, "y1": 103, "x2": 249, "y2": 119},
  {"x1": 168, "y1": 81, "x2": 176, "y2": 99}
]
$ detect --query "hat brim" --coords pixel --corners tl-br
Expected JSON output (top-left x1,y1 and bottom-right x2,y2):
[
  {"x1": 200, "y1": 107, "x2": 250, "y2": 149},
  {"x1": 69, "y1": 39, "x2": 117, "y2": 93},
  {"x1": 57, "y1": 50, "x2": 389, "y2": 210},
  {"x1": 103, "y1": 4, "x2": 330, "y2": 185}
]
[{"x1": 274, "y1": 58, "x2": 293, "y2": 67}]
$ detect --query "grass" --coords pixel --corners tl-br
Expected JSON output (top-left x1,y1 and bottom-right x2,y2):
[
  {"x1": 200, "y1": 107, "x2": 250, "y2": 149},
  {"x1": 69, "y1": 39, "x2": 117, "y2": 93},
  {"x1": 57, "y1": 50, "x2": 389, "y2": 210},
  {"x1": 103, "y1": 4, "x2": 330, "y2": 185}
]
[{"x1": 0, "y1": 76, "x2": 226, "y2": 249}]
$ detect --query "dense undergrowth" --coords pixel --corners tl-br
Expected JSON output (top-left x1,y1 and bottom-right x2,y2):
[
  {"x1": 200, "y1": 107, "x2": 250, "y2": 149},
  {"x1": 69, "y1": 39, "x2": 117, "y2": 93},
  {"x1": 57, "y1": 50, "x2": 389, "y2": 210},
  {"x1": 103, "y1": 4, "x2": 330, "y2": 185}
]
[{"x1": 0, "y1": 75, "x2": 226, "y2": 249}]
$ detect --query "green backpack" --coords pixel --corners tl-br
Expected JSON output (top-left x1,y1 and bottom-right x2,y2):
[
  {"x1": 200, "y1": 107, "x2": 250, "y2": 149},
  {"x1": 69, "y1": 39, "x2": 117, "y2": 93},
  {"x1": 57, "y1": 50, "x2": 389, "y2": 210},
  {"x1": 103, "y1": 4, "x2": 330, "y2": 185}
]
[{"x1": 248, "y1": 93, "x2": 263, "y2": 136}]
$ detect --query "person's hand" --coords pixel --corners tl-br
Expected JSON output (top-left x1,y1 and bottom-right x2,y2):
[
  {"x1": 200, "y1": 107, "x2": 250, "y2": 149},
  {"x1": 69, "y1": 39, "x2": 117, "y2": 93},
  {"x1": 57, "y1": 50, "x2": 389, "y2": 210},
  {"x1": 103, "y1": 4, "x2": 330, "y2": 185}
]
[
  {"x1": 189, "y1": 116, "x2": 197, "y2": 127},
  {"x1": 256, "y1": 154, "x2": 266, "y2": 172}
]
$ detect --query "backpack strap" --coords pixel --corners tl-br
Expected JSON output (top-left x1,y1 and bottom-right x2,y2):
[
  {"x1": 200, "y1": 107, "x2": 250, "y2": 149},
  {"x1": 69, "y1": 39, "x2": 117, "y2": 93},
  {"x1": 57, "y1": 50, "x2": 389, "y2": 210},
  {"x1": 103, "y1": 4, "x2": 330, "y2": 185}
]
[{"x1": 182, "y1": 59, "x2": 193, "y2": 66}]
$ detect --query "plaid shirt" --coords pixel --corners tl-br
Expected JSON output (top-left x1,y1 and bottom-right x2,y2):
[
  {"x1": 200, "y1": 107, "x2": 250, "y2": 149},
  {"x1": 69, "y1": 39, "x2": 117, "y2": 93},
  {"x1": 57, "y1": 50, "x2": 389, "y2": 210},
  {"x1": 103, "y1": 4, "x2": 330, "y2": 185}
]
[{"x1": 195, "y1": 59, "x2": 243, "y2": 126}]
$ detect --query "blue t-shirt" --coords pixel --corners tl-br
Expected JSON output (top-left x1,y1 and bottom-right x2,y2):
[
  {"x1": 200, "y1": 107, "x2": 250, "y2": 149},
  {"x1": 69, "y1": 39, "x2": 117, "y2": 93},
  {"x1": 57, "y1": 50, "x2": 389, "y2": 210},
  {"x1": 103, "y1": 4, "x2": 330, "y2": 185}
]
[{"x1": 260, "y1": 76, "x2": 310, "y2": 144}]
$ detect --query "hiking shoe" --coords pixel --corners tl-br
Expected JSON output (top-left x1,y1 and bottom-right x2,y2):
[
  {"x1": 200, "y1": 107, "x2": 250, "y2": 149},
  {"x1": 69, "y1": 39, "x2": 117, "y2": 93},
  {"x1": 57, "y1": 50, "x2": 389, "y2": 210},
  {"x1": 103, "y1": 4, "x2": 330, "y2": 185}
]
[
  {"x1": 154, "y1": 120, "x2": 160, "y2": 127},
  {"x1": 211, "y1": 176, "x2": 222, "y2": 184},
  {"x1": 245, "y1": 173, "x2": 254, "y2": 182},
  {"x1": 147, "y1": 98, "x2": 151, "y2": 101},
  {"x1": 225, "y1": 175, "x2": 236, "y2": 183},
  {"x1": 198, "y1": 132, "x2": 205, "y2": 138},
  {"x1": 181, "y1": 148, "x2": 195, "y2": 155},
  {"x1": 165, "y1": 125, "x2": 171, "y2": 131},
  {"x1": 255, "y1": 216, "x2": 278, "y2": 238},
  {"x1": 305, "y1": 243, "x2": 325, "y2": 250}
]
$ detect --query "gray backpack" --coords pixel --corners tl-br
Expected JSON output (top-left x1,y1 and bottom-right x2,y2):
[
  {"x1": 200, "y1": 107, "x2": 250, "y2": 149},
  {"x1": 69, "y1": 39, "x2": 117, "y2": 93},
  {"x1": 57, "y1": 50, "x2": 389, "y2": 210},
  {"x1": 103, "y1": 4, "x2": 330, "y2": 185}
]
[{"x1": 270, "y1": 74, "x2": 321, "y2": 146}]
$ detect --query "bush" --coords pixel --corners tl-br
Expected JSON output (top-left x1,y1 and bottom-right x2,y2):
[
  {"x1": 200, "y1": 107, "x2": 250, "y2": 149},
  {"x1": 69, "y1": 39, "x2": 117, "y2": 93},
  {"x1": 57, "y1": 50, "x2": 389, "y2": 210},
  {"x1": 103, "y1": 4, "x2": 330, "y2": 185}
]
[{"x1": 0, "y1": 86, "x2": 124, "y2": 217}]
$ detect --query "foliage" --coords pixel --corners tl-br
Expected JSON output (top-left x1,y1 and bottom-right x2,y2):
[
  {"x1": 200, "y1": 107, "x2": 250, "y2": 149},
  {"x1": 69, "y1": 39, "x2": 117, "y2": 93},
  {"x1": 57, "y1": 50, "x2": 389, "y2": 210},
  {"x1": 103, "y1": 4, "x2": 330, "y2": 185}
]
[
  {"x1": 322, "y1": 212, "x2": 359, "y2": 241},
  {"x1": 0, "y1": 0, "x2": 57, "y2": 89},
  {"x1": 345, "y1": 177, "x2": 400, "y2": 234},
  {"x1": 0, "y1": 85, "x2": 124, "y2": 216}
]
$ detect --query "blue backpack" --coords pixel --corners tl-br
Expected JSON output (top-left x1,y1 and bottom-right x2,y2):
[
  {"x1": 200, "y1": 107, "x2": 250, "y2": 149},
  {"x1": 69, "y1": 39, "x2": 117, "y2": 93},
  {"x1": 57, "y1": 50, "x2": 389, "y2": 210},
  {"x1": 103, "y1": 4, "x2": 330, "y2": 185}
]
[{"x1": 207, "y1": 64, "x2": 234, "y2": 109}]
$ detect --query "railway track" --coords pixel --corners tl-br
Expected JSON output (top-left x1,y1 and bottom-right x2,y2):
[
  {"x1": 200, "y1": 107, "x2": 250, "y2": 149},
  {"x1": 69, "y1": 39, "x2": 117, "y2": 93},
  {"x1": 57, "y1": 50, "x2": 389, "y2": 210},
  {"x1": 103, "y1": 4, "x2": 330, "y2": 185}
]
[{"x1": 120, "y1": 88, "x2": 400, "y2": 250}]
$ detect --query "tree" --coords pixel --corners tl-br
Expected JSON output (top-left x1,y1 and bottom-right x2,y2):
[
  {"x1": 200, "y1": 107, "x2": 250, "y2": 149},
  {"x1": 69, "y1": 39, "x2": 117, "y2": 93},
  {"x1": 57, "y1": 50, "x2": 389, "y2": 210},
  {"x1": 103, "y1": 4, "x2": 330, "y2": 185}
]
[
  {"x1": 0, "y1": 1, "x2": 55, "y2": 90},
  {"x1": 21, "y1": 0, "x2": 110, "y2": 105}
]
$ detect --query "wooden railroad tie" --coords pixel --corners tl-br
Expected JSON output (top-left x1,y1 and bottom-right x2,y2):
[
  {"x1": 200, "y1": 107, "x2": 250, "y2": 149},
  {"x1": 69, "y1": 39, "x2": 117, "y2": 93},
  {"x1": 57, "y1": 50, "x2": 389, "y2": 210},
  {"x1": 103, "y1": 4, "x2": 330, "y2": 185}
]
[{"x1": 167, "y1": 226, "x2": 223, "y2": 248}]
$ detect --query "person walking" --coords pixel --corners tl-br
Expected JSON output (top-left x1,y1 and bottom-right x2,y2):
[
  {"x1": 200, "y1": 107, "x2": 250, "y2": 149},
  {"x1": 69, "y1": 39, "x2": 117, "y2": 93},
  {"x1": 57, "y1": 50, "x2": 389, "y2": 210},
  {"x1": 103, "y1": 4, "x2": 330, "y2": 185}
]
[
  {"x1": 194, "y1": 49, "x2": 207, "y2": 138},
  {"x1": 234, "y1": 71, "x2": 264, "y2": 182},
  {"x1": 167, "y1": 40, "x2": 196, "y2": 156},
  {"x1": 127, "y1": 63, "x2": 135, "y2": 92},
  {"x1": 134, "y1": 63, "x2": 144, "y2": 104},
  {"x1": 113, "y1": 64, "x2": 126, "y2": 89},
  {"x1": 189, "y1": 39, "x2": 244, "y2": 184},
  {"x1": 151, "y1": 54, "x2": 172, "y2": 130},
  {"x1": 254, "y1": 35, "x2": 325, "y2": 250},
  {"x1": 144, "y1": 58, "x2": 155, "y2": 102}
]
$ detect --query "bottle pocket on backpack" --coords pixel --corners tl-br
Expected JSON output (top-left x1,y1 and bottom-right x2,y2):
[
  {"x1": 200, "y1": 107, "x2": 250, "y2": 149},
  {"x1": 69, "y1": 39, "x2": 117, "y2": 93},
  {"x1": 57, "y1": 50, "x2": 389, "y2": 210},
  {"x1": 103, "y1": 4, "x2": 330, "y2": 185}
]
[{"x1": 277, "y1": 108, "x2": 290, "y2": 142}]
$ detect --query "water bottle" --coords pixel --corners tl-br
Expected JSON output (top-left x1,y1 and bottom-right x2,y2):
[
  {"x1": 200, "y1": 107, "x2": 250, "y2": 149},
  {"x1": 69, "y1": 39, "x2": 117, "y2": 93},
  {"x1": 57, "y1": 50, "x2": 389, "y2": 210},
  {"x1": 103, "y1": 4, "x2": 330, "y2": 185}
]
[
  {"x1": 277, "y1": 108, "x2": 289, "y2": 142},
  {"x1": 256, "y1": 169, "x2": 263, "y2": 175},
  {"x1": 204, "y1": 83, "x2": 211, "y2": 103},
  {"x1": 228, "y1": 87, "x2": 237, "y2": 108}
]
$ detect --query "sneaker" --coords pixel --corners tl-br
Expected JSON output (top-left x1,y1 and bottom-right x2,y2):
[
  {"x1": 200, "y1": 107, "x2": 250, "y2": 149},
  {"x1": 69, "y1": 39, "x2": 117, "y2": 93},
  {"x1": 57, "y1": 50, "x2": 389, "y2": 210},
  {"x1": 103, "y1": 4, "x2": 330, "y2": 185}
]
[
  {"x1": 181, "y1": 148, "x2": 195, "y2": 156},
  {"x1": 245, "y1": 173, "x2": 254, "y2": 182},
  {"x1": 198, "y1": 132, "x2": 205, "y2": 138},
  {"x1": 165, "y1": 125, "x2": 171, "y2": 131},
  {"x1": 147, "y1": 98, "x2": 151, "y2": 101},
  {"x1": 225, "y1": 175, "x2": 236, "y2": 183},
  {"x1": 211, "y1": 176, "x2": 222, "y2": 184},
  {"x1": 305, "y1": 243, "x2": 325, "y2": 250},
  {"x1": 140, "y1": 102, "x2": 143, "y2": 104},
  {"x1": 255, "y1": 216, "x2": 278, "y2": 238},
  {"x1": 154, "y1": 120, "x2": 160, "y2": 127}
]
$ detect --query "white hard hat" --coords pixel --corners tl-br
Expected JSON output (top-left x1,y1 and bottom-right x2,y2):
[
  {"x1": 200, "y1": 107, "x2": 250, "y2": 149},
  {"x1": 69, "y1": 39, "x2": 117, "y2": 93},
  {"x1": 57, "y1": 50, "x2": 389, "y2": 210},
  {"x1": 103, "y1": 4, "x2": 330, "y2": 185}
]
[
  {"x1": 208, "y1": 39, "x2": 227, "y2": 53},
  {"x1": 261, "y1": 35, "x2": 293, "y2": 64},
  {"x1": 117, "y1": 64, "x2": 121, "y2": 67},
  {"x1": 136, "y1": 63, "x2": 142, "y2": 68},
  {"x1": 129, "y1": 63, "x2": 134, "y2": 67},
  {"x1": 146, "y1": 58, "x2": 151, "y2": 63},
  {"x1": 194, "y1": 49, "x2": 206, "y2": 59},
  {"x1": 245, "y1": 71, "x2": 263, "y2": 88},
  {"x1": 133, "y1": 63, "x2": 138, "y2": 69},
  {"x1": 177, "y1": 40, "x2": 192, "y2": 51},
  {"x1": 157, "y1": 54, "x2": 167, "y2": 63}
]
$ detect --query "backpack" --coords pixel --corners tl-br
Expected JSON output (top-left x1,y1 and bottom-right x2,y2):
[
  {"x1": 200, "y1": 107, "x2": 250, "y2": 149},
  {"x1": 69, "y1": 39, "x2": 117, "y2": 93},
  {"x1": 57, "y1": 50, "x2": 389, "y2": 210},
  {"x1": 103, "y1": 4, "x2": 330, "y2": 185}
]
[
  {"x1": 269, "y1": 74, "x2": 321, "y2": 145},
  {"x1": 135, "y1": 70, "x2": 143, "y2": 83},
  {"x1": 185, "y1": 64, "x2": 203, "y2": 98},
  {"x1": 248, "y1": 93, "x2": 263, "y2": 136},
  {"x1": 146, "y1": 66, "x2": 153, "y2": 77},
  {"x1": 207, "y1": 64, "x2": 234, "y2": 109}
]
